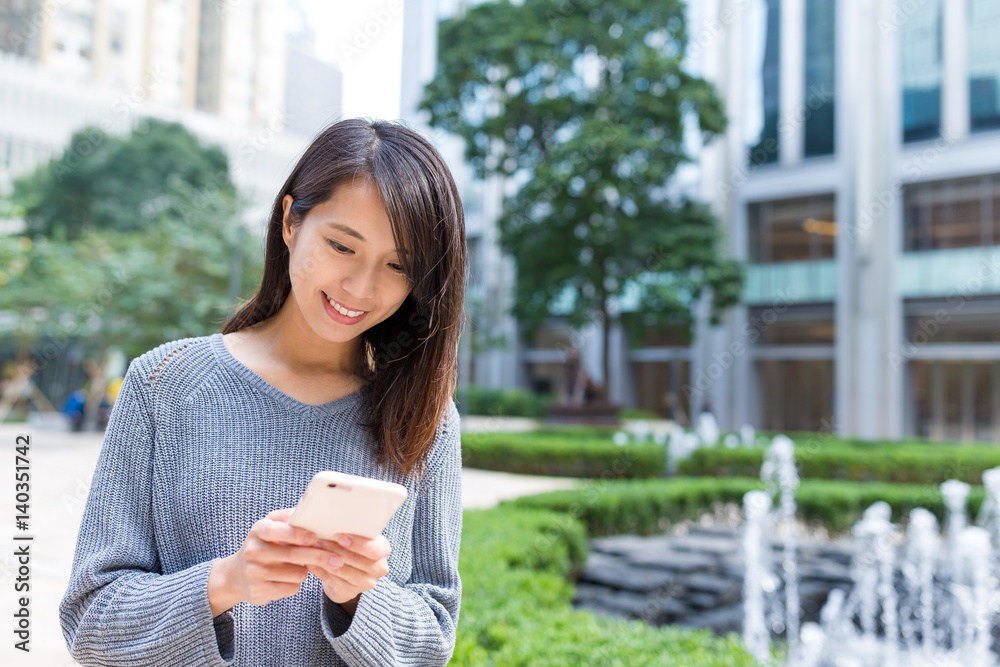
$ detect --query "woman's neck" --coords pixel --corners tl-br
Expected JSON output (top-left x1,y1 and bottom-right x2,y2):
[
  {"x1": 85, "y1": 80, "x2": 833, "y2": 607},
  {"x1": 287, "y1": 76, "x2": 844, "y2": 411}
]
[{"x1": 251, "y1": 298, "x2": 362, "y2": 379}]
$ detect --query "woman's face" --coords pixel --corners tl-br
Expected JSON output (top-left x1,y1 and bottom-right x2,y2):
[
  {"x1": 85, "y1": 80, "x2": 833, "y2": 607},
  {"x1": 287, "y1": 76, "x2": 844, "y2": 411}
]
[{"x1": 282, "y1": 180, "x2": 412, "y2": 346}]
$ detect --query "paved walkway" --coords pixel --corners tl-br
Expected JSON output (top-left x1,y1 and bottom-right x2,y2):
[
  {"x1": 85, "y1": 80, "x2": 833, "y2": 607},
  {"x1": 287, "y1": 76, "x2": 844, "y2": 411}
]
[{"x1": 0, "y1": 422, "x2": 578, "y2": 666}]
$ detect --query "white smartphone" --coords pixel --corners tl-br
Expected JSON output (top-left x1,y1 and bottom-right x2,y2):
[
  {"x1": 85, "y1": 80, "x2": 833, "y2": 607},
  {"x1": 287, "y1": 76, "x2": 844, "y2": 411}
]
[{"x1": 288, "y1": 470, "x2": 408, "y2": 541}]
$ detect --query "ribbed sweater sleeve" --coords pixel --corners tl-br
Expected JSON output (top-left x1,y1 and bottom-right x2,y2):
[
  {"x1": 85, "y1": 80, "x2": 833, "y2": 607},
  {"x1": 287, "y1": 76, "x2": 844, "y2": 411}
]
[
  {"x1": 320, "y1": 401, "x2": 463, "y2": 666},
  {"x1": 58, "y1": 359, "x2": 232, "y2": 667}
]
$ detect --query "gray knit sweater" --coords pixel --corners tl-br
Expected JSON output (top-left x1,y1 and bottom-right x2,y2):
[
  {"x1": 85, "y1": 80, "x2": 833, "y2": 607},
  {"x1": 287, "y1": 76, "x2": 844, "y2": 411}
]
[{"x1": 59, "y1": 333, "x2": 463, "y2": 666}]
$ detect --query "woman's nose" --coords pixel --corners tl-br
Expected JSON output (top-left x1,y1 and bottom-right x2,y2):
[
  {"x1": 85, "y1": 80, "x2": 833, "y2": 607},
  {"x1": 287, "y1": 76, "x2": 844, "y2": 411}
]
[{"x1": 343, "y1": 263, "x2": 378, "y2": 301}]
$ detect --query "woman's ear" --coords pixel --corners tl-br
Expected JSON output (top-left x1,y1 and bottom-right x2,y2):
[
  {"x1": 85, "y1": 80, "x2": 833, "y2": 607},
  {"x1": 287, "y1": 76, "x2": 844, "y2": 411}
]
[{"x1": 281, "y1": 195, "x2": 295, "y2": 248}]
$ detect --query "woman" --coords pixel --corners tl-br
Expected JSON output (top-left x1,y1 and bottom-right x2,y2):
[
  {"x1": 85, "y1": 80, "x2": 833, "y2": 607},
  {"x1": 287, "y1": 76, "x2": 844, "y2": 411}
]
[{"x1": 59, "y1": 119, "x2": 468, "y2": 666}]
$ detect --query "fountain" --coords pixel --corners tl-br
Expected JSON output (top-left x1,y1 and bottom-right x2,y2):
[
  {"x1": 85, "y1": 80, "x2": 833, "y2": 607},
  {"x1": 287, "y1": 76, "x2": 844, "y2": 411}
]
[
  {"x1": 696, "y1": 411, "x2": 720, "y2": 448},
  {"x1": 743, "y1": 440, "x2": 1000, "y2": 666}
]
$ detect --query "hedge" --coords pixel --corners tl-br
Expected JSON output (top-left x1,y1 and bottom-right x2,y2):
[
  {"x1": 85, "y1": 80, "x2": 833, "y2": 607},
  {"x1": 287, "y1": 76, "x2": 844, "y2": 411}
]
[
  {"x1": 459, "y1": 429, "x2": 1000, "y2": 485},
  {"x1": 508, "y1": 477, "x2": 987, "y2": 535},
  {"x1": 454, "y1": 507, "x2": 757, "y2": 666},
  {"x1": 756, "y1": 431, "x2": 992, "y2": 448},
  {"x1": 679, "y1": 444, "x2": 1000, "y2": 486},
  {"x1": 455, "y1": 386, "x2": 554, "y2": 418},
  {"x1": 461, "y1": 431, "x2": 666, "y2": 478}
]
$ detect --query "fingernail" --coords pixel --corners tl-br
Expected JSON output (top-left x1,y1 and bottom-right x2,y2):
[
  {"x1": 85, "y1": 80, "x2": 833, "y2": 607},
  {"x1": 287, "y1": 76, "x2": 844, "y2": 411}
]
[
  {"x1": 329, "y1": 555, "x2": 342, "y2": 568},
  {"x1": 337, "y1": 535, "x2": 352, "y2": 548}
]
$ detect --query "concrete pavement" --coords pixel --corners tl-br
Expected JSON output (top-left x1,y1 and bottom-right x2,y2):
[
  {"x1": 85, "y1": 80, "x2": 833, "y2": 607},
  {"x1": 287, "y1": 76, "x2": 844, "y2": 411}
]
[{"x1": 0, "y1": 421, "x2": 578, "y2": 666}]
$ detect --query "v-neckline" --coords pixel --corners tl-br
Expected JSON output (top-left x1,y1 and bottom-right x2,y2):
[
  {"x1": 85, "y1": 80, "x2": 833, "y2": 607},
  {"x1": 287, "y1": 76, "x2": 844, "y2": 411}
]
[{"x1": 210, "y1": 332, "x2": 364, "y2": 418}]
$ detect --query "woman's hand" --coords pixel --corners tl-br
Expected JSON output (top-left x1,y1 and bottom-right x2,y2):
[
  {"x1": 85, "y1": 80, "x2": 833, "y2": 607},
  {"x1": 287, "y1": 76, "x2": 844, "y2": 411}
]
[
  {"x1": 208, "y1": 508, "x2": 338, "y2": 616},
  {"x1": 306, "y1": 533, "x2": 392, "y2": 615}
]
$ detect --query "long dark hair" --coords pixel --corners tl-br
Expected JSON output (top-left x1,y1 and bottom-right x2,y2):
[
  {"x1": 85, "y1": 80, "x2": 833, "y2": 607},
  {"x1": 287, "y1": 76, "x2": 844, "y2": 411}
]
[{"x1": 223, "y1": 119, "x2": 467, "y2": 478}]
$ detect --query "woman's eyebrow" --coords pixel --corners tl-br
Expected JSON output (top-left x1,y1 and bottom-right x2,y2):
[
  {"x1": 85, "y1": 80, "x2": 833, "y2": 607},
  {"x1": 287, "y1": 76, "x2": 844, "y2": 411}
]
[
  {"x1": 324, "y1": 221, "x2": 408, "y2": 254},
  {"x1": 325, "y1": 221, "x2": 366, "y2": 241}
]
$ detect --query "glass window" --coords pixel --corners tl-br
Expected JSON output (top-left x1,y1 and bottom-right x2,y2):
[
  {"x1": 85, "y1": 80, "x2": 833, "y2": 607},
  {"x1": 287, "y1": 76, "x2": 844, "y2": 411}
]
[
  {"x1": 748, "y1": 194, "x2": 837, "y2": 263},
  {"x1": 901, "y1": 0, "x2": 942, "y2": 142},
  {"x1": 631, "y1": 360, "x2": 691, "y2": 425},
  {"x1": 754, "y1": 315, "x2": 835, "y2": 345},
  {"x1": 747, "y1": 0, "x2": 781, "y2": 166},
  {"x1": 909, "y1": 361, "x2": 998, "y2": 442},
  {"x1": 904, "y1": 311, "x2": 1000, "y2": 344},
  {"x1": 757, "y1": 359, "x2": 835, "y2": 432},
  {"x1": 804, "y1": 0, "x2": 836, "y2": 157},
  {"x1": 903, "y1": 174, "x2": 1000, "y2": 250},
  {"x1": 969, "y1": 0, "x2": 1000, "y2": 132}
]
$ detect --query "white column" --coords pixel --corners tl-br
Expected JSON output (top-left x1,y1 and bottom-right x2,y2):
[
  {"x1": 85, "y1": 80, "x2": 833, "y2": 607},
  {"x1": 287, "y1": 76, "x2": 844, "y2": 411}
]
[
  {"x1": 993, "y1": 362, "x2": 1000, "y2": 443},
  {"x1": 883, "y1": 0, "x2": 905, "y2": 439},
  {"x1": 841, "y1": 0, "x2": 896, "y2": 438},
  {"x1": 835, "y1": 0, "x2": 857, "y2": 436},
  {"x1": 779, "y1": 0, "x2": 805, "y2": 165},
  {"x1": 725, "y1": 0, "x2": 752, "y2": 431},
  {"x1": 609, "y1": 321, "x2": 629, "y2": 405},
  {"x1": 399, "y1": 0, "x2": 438, "y2": 123},
  {"x1": 942, "y1": 0, "x2": 969, "y2": 142}
]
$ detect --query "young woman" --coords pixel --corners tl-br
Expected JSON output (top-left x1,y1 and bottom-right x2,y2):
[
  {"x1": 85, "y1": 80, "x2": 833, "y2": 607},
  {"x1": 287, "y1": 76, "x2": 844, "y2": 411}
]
[{"x1": 59, "y1": 118, "x2": 468, "y2": 666}]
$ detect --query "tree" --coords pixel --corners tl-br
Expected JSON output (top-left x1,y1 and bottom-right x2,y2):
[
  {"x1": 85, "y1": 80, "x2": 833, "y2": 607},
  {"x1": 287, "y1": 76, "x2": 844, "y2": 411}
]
[
  {"x1": 421, "y1": 0, "x2": 743, "y2": 400},
  {"x1": 1, "y1": 120, "x2": 262, "y2": 360},
  {"x1": 12, "y1": 118, "x2": 236, "y2": 240}
]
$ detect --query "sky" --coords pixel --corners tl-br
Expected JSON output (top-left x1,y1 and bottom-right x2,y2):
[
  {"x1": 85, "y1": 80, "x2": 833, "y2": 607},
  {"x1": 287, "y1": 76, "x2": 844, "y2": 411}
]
[{"x1": 300, "y1": 0, "x2": 406, "y2": 121}]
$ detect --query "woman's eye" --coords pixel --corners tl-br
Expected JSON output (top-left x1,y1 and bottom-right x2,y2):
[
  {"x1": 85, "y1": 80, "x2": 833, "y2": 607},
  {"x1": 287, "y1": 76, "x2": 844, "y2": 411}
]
[
  {"x1": 389, "y1": 263, "x2": 405, "y2": 273},
  {"x1": 328, "y1": 240, "x2": 351, "y2": 253}
]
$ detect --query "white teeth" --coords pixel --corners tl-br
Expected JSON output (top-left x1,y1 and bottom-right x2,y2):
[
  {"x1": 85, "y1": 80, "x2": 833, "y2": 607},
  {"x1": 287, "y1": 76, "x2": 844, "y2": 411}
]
[{"x1": 326, "y1": 295, "x2": 364, "y2": 318}]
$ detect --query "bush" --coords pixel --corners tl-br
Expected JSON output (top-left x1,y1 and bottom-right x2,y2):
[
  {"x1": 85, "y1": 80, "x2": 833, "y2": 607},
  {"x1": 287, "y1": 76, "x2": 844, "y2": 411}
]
[
  {"x1": 455, "y1": 507, "x2": 757, "y2": 665},
  {"x1": 679, "y1": 443, "x2": 1000, "y2": 486},
  {"x1": 756, "y1": 431, "x2": 992, "y2": 448},
  {"x1": 455, "y1": 386, "x2": 554, "y2": 417},
  {"x1": 508, "y1": 477, "x2": 986, "y2": 535},
  {"x1": 461, "y1": 431, "x2": 666, "y2": 478},
  {"x1": 618, "y1": 408, "x2": 661, "y2": 420}
]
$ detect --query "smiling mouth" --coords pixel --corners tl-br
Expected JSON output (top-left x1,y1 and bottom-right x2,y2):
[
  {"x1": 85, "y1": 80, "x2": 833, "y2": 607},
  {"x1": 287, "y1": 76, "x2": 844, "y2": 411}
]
[{"x1": 323, "y1": 292, "x2": 367, "y2": 318}]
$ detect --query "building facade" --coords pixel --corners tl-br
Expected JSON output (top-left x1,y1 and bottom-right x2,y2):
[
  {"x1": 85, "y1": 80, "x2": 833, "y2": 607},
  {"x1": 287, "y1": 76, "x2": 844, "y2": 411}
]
[
  {"x1": 1, "y1": 0, "x2": 289, "y2": 124},
  {"x1": 406, "y1": 0, "x2": 1000, "y2": 443},
  {"x1": 691, "y1": 0, "x2": 1000, "y2": 442},
  {"x1": 0, "y1": 0, "x2": 346, "y2": 222}
]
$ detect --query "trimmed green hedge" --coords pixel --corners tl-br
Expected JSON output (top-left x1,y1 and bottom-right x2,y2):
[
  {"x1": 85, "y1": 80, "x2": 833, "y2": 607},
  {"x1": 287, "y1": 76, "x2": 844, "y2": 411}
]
[
  {"x1": 757, "y1": 431, "x2": 991, "y2": 448},
  {"x1": 462, "y1": 431, "x2": 666, "y2": 479},
  {"x1": 508, "y1": 477, "x2": 986, "y2": 535},
  {"x1": 455, "y1": 507, "x2": 757, "y2": 665},
  {"x1": 679, "y1": 444, "x2": 1000, "y2": 486},
  {"x1": 455, "y1": 386, "x2": 554, "y2": 417}
]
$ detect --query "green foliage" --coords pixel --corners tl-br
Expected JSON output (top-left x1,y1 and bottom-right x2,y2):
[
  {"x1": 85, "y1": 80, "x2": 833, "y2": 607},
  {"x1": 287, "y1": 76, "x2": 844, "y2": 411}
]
[
  {"x1": 1, "y1": 119, "x2": 262, "y2": 357},
  {"x1": 679, "y1": 443, "x2": 1000, "y2": 486},
  {"x1": 509, "y1": 477, "x2": 986, "y2": 535},
  {"x1": 461, "y1": 430, "x2": 666, "y2": 478},
  {"x1": 617, "y1": 408, "x2": 660, "y2": 419},
  {"x1": 455, "y1": 507, "x2": 756, "y2": 665},
  {"x1": 421, "y1": 0, "x2": 744, "y2": 389},
  {"x1": 456, "y1": 386, "x2": 555, "y2": 417},
  {"x1": 0, "y1": 220, "x2": 262, "y2": 359},
  {"x1": 13, "y1": 119, "x2": 236, "y2": 239}
]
